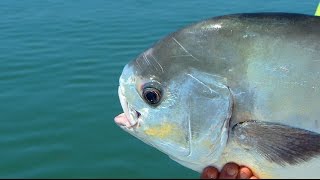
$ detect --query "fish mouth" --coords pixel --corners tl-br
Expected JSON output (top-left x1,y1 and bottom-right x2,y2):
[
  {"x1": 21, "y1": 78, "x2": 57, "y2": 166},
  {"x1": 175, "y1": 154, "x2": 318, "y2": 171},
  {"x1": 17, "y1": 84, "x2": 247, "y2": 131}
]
[{"x1": 114, "y1": 86, "x2": 141, "y2": 129}]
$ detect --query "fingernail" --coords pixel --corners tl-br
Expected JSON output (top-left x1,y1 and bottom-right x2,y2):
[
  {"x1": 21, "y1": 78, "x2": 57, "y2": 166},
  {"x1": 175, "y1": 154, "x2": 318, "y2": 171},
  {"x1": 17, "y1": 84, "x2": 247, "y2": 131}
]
[
  {"x1": 201, "y1": 167, "x2": 218, "y2": 179},
  {"x1": 206, "y1": 168, "x2": 218, "y2": 179},
  {"x1": 227, "y1": 166, "x2": 237, "y2": 176},
  {"x1": 239, "y1": 171, "x2": 247, "y2": 179}
]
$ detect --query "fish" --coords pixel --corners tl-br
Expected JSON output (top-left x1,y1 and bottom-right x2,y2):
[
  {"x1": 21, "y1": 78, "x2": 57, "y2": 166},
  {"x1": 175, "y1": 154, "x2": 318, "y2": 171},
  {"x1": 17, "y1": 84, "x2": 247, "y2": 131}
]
[{"x1": 114, "y1": 13, "x2": 320, "y2": 179}]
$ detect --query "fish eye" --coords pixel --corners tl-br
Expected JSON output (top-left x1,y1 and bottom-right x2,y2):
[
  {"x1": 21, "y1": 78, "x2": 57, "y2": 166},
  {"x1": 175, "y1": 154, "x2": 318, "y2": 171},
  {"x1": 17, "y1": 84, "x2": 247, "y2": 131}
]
[{"x1": 142, "y1": 87, "x2": 162, "y2": 106}]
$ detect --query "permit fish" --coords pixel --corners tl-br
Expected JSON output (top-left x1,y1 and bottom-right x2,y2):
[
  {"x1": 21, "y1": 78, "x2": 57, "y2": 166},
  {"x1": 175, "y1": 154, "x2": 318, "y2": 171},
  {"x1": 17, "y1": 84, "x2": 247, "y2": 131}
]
[{"x1": 114, "y1": 13, "x2": 320, "y2": 178}]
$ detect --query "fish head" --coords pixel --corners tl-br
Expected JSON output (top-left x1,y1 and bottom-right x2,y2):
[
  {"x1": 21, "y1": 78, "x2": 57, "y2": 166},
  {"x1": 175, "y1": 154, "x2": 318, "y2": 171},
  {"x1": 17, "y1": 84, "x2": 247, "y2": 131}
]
[{"x1": 115, "y1": 32, "x2": 233, "y2": 172}]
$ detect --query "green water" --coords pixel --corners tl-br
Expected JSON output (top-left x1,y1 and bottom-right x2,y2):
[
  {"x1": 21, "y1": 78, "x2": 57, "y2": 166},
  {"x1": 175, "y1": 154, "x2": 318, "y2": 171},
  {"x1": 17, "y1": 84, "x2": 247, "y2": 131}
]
[{"x1": 0, "y1": 0, "x2": 318, "y2": 178}]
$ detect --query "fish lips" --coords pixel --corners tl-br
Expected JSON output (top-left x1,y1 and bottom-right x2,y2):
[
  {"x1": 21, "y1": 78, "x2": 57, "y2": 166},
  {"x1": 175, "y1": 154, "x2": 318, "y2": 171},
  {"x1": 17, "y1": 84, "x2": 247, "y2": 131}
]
[{"x1": 114, "y1": 86, "x2": 141, "y2": 129}]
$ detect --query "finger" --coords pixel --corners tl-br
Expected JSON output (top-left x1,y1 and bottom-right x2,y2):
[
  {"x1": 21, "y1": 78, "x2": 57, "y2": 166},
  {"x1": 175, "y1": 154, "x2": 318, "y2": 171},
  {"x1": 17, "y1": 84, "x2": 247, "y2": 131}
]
[
  {"x1": 218, "y1": 162, "x2": 239, "y2": 179},
  {"x1": 200, "y1": 166, "x2": 219, "y2": 179},
  {"x1": 238, "y1": 166, "x2": 253, "y2": 179},
  {"x1": 250, "y1": 176, "x2": 258, "y2": 179}
]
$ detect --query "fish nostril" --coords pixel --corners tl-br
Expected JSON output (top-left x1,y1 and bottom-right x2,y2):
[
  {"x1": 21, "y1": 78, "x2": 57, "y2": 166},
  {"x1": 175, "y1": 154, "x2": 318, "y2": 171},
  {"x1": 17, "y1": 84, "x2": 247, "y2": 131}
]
[{"x1": 136, "y1": 111, "x2": 141, "y2": 118}]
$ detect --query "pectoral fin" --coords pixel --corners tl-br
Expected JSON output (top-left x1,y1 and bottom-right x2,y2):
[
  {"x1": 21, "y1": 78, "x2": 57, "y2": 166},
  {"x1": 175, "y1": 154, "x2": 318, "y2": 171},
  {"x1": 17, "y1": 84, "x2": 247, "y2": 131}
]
[{"x1": 231, "y1": 121, "x2": 320, "y2": 166}]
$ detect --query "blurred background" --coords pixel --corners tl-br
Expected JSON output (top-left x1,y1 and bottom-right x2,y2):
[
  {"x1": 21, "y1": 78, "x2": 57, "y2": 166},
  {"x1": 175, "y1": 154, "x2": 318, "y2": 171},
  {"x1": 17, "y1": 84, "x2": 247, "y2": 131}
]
[{"x1": 0, "y1": 0, "x2": 318, "y2": 178}]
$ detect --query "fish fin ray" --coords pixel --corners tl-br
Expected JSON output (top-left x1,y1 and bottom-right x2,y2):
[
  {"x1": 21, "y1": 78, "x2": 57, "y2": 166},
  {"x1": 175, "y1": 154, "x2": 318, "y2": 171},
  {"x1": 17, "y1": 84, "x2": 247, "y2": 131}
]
[{"x1": 232, "y1": 121, "x2": 320, "y2": 166}]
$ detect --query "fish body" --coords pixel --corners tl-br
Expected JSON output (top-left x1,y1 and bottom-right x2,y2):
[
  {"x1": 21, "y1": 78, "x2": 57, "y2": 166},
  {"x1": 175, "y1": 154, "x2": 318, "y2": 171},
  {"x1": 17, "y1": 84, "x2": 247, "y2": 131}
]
[{"x1": 114, "y1": 13, "x2": 320, "y2": 178}]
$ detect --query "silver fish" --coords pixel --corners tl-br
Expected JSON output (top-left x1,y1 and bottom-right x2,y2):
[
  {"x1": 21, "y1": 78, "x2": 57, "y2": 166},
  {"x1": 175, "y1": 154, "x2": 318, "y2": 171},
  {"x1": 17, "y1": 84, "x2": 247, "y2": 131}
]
[{"x1": 114, "y1": 13, "x2": 320, "y2": 179}]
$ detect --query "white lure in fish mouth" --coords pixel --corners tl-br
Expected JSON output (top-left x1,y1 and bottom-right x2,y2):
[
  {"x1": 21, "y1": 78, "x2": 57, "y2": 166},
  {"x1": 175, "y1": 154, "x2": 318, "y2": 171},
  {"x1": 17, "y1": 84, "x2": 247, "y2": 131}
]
[{"x1": 114, "y1": 86, "x2": 141, "y2": 129}]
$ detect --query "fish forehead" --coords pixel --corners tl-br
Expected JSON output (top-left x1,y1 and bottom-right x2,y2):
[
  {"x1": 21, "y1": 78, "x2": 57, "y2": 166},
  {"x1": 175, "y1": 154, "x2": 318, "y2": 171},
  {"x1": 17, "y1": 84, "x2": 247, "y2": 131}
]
[{"x1": 130, "y1": 13, "x2": 320, "y2": 83}]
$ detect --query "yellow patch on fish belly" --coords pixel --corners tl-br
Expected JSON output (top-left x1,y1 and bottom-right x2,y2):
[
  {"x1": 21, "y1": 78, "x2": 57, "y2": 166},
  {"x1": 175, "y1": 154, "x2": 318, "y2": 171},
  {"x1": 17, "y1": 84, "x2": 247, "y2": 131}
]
[
  {"x1": 144, "y1": 123, "x2": 174, "y2": 138},
  {"x1": 202, "y1": 139, "x2": 215, "y2": 149}
]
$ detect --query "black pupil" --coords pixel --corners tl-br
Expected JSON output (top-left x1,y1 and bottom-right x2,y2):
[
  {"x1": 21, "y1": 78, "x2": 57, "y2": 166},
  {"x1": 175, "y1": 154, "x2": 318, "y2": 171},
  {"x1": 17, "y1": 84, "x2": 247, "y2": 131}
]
[{"x1": 146, "y1": 91, "x2": 158, "y2": 104}]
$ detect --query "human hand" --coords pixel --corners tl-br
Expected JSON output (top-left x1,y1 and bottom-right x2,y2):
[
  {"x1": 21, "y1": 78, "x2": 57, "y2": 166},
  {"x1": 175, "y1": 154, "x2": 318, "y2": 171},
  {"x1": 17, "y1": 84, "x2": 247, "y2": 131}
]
[{"x1": 200, "y1": 162, "x2": 258, "y2": 179}]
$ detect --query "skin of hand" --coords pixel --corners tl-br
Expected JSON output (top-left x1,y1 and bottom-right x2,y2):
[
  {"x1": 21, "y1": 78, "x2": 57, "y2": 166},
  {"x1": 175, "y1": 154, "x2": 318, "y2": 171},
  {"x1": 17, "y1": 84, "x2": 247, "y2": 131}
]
[{"x1": 200, "y1": 162, "x2": 258, "y2": 179}]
